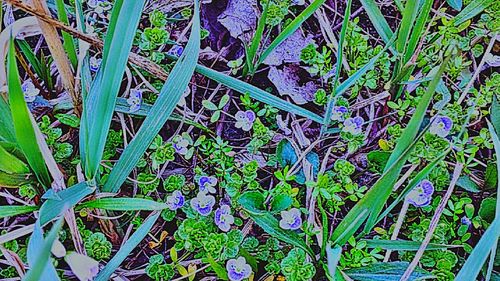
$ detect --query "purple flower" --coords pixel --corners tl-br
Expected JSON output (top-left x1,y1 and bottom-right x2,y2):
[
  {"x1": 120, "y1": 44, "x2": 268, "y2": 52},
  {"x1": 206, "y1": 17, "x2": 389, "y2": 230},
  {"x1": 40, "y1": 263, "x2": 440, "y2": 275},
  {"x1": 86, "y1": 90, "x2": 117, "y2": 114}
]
[
  {"x1": 166, "y1": 190, "x2": 185, "y2": 211},
  {"x1": 190, "y1": 192, "x2": 215, "y2": 216},
  {"x1": 226, "y1": 257, "x2": 252, "y2": 281},
  {"x1": 198, "y1": 175, "x2": 217, "y2": 194},
  {"x1": 172, "y1": 135, "x2": 189, "y2": 155},
  {"x1": 331, "y1": 106, "x2": 348, "y2": 122},
  {"x1": 215, "y1": 205, "x2": 234, "y2": 232},
  {"x1": 22, "y1": 80, "x2": 39, "y2": 102},
  {"x1": 127, "y1": 89, "x2": 142, "y2": 113},
  {"x1": 87, "y1": 0, "x2": 111, "y2": 17},
  {"x1": 430, "y1": 115, "x2": 453, "y2": 137},
  {"x1": 235, "y1": 110, "x2": 256, "y2": 131},
  {"x1": 343, "y1": 116, "x2": 364, "y2": 135},
  {"x1": 89, "y1": 56, "x2": 101, "y2": 72},
  {"x1": 279, "y1": 208, "x2": 302, "y2": 230},
  {"x1": 407, "y1": 180, "x2": 434, "y2": 207}
]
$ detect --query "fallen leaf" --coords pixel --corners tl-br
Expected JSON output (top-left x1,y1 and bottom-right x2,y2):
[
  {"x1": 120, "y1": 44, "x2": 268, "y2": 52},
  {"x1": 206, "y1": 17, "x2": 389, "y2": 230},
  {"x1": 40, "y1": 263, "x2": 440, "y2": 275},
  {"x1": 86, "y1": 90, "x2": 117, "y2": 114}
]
[
  {"x1": 263, "y1": 30, "x2": 314, "y2": 66},
  {"x1": 218, "y1": 0, "x2": 258, "y2": 43},
  {"x1": 268, "y1": 65, "x2": 317, "y2": 104}
]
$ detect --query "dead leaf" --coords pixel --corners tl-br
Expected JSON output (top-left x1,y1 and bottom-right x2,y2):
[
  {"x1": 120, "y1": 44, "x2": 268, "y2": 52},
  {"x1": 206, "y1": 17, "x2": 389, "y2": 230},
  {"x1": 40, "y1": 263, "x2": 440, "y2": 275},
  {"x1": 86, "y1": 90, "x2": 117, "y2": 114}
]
[
  {"x1": 268, "y1": 65, "x2": 317, "y2": 104},
  {"x1": 263, "y1": 30, "x2": 314, "y2": 66},
  {"x1": 218, "y1": 0, "x2": 258, "y2": 43}
]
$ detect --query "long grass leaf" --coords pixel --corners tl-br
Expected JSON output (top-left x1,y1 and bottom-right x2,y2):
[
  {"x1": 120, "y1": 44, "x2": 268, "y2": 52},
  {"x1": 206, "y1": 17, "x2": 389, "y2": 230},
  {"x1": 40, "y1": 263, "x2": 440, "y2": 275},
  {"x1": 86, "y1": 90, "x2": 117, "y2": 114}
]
[
  {"x1": 195, "y1": 65, "x2": 323, "y2": 123},
  {"x1": 363, "y1": 239, "x2": 461, "y2": 251},
  {"x1": 0, "y1": 205, "x2": 38, "y2": 219},
  {"x1": 358, "y1": 0, "x2": 394, "y2": 45},
  {"x1": 454, "y1": 0, "x2": 493, "y2": 25},
  {"x1": 257, "y1": 0, "x2": 326, "y2": 66},
  {"x1": 77, "y1": 198, "x2": 169, "y2": 211},
  {"x1": 0, "y1": 144, "x2": 29, "y2": 174},
  {"x1": 7, "y1": 38, "x2": 51, "y2": 188},
  {"x1": 0, "y1": 96, "x2": 16, "y2": 143},
  {"x1": 245, "y1": 1, "x2": 268, "y2": 75},
  {"x1": 404, "y1": 0, "x2": 432, "y2": 64},
  {"x1": 82, "y1": 0, "x2": 145, "y2": 180},
  {"x1": 396, "y1": 0, "x2": 420, "y2": 55},
  {"x1": 54, "y1": 0, "x2": 78, "y2": 67},
  {"x1": 102, "y1": 1, "x2": 200, "y2": 193},
  {"x1": 24, "y1": 218, "x2": 63, "y2": 281},
  {"x1": 95, "y1": 212, "x2": 161, "y2": 281}
]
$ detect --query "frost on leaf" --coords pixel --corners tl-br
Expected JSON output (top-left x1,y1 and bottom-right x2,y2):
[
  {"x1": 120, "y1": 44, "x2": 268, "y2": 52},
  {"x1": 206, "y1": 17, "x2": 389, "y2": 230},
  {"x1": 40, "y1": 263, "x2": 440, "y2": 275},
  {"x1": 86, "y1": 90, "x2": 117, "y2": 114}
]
[
  {"x1": 268, "y1": 65, "x2": 317, "y2": 105},
  {"x1": 217, "y1": 0, "x2": 258, "y2": 43}
]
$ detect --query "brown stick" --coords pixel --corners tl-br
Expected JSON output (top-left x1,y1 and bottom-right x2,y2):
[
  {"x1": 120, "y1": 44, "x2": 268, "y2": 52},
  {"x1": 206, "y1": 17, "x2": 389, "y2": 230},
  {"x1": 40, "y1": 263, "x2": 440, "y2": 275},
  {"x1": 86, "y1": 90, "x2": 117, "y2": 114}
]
[{"x1": 6, "y1": 0, "x2": 169, "y2": 81}]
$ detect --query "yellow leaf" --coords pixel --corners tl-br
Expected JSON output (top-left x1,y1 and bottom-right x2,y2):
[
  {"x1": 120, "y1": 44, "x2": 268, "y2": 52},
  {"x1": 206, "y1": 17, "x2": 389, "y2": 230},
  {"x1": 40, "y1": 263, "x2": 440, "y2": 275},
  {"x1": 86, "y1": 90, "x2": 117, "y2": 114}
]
[
  {"x1": 188, "y1": 264, "x2": 197, "y2": 281},
  {"x1": 378, "y1": 139, "x2": 391, "y2": 151},
  {"x1": 176, "y1": 264, "x2": 188, "y2": 276},
  {"x1": 170, "y1": 247, "x2": 178, "y2": 262}
]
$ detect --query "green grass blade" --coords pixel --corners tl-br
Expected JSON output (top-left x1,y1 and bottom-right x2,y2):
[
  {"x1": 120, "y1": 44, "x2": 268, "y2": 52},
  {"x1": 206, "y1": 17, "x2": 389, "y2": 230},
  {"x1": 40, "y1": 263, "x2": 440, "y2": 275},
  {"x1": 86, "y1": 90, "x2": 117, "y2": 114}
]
[
  {"x1": 102, "y1": 1, "x2": 200, "y2": 193},
  {"x1": 77, "y1": 197, "x2": 169, "y2": 211},
  {"x1": 0, "y1": 144, "x2": 29, "y2": 174},
  {"x1": 359, "y1": 0, "x2": 394, "y2": 45},
  {"x1": 330, "y1": 58, "x2": 448, "y2": 246},
  {"x1": 454, "y1": 0, "x2": 493, "y2": 26},
  {"x1": 245, "y1": 1, "x2": 268, "y2": 75},
  {"x1": 403, "y1": 0, "x2": 433, "y2": 64},
  {"x1": 7, "y1": 38, "x2": 51, "y2": 188},
  {"x1": 257, "y1": 0, "x2": 326, "y2": 66},
  {"x1": 322, "y1": 0, "x2": 352, "y2": 132},
  {"x1": 39, "y1": 182, "x2": 93, "y2": 225},
  {"x1": 81, "y1": 0, "x2": 145, "y2": 180},
  {"x1": 0, "y1": 96, "x2": 16, "y2": 143},
  {"x1": 344, "y1": 262, "x2": 433, "y2": 280},
  {"x1": 396, "y1": 0, "x2": 420, "y2": 55},
  {"x1": 326, "y1": 244, "x2": 342, "y2": 279},
  {"x1": 363, "y1": 239, "x2": 461, "y2": 251},
  {"x1": 24, "y1": 218, "x2": 63, "y2": 281},
  {"x1": 16, "y1": 40, "x2": 44, "y2": 79},
  {"x1": 0, "y1": 205, "x2": 38, "y2": 219},
  {"x1": 54, "y1": 0, "x2": 78, "y2": 67},
  {"x1": 195, "y1": 65, "x2": 323, "y2": 123},
  {"x1": 0, "y1": 171, "x2": 32, "y2": 188},
  {"x1": 95, "y1": 212, "x2": 161, "y2": 281}
]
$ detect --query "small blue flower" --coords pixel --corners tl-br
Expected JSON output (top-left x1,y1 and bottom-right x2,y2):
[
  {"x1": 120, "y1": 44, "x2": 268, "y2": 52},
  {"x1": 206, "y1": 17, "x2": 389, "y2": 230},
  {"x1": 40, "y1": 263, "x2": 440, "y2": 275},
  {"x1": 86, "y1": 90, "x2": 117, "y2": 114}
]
[
  {"x1": 407, "y1": 180, "x2": 434, "y2": 207},
  {"x1": 89, "y1": 56, "x2": 101, "y2": 72},
  {"x1": 343, "y1": 116, "x2": 364, "y2": 135},
  {"x1": 226, "y1": 257, "x2": 252, "y2": 281},
  {"x1": 429, "y1": 115, "x2": 453, "y2": 137},
  {"x1": 190, "y1": 192, "x2": 215, "y2": 216},
  {"x1": 331, "y1": 106, "x2": 348, "y2": 122},
  {"x1": 279, "y1": 208, "x2": 302, "y2": 230},
  {"x1": 167, "y1": 45, "x2": 184, "y2": 57},
  {"x1": 215, "y1": 204, "x2": 234, "y2": 232},
  {"x1": 172, "y1": 135, "x2": 190, "y2": 155},
  {"x1": 166, "y1": 190, "x2": 185, "y2": 211},
  {"x1": 235, "y1": 110, "x2": 256, "y2": 131},
  {"x1": 461, "y1": 216, "x2": 471, "y2": 227},
  {"x1": 87, "y1": 0, "x2": 111, "y2": 17},
  {"x1": 22, "y1": 80, "x2": 40, "y2": 103},
  {"x1": 127, "y1": 89, "x2": 143, "y2": 113},
  {"x1": 198, "y1": 175, "x2": 217, "y2": 194}
]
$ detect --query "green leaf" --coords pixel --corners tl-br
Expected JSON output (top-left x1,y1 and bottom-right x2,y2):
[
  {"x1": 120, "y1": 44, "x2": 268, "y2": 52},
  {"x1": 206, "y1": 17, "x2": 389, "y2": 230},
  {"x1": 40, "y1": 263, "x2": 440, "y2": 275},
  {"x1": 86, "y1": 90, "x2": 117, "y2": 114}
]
[
  {"x1": 7, "y1": 38, "x2": 51, "y2": 188},
  {"x1": 0, "y1": 144, "x2": 29, "y2": 174},
  {"x1": 95, "y1": 212, "x2": 161, "y2": 281},
  {"x1": 366, "y1": 150, "x2": 391, "y2": 173},
  {"x1": 102, "y1": 0, "x2": 200, "y2": 193},
  {"x1": 454, "y1": 0, "x2": 493, "y2": 25},
  {"x1": 363, "y1": 239, "x2": 461, "y2": 251},
  {"x1": 457, "y1": 175, "x2": 481, "y2": 193},
  {"x1": 344, "y1": 262, "x2": 433, "y2": 281},
  {"x1": 492, "y1": 95, "x2": 500, "y2": 139},
  {"x1": 245, "y1": 1, "x2": 268, "y2": 74},
  {"x1": 39, "y1": 182, "x2": 93, "y2": 225},
  {"x1": 246, "y1": 211, "x2": 314, "y2": 259},
  {"x1": 0, "y1": 205, "x2": 38, "y2": 219},
  {"x1": 202, "y1": 100, "x2": 218, "y2": 111},
  {"x1": 486, "y1": 161, "x2": 498, "y2": 190},
  {"x1": 257, "y1": 0, "x2": 326, "y2": 66},
  {"x1": 77, "y1": 197, "x2": 169, "y2": 211},
  {"x1": 81, "y1": 0, "x2": 146, "y2": 180},
  {"x1": 55, "y1": 0, "x2": 78, "y2": 67},
  {"x1": 0, "y1": 96, "x2": 16, "y2": 143},
  {"x1": 238, "y1": 191, "x2": 265, "y2": 214},
  {"x1": 479, "y1": 198, "x2": 496, "y2": 223},
  {"x1": 447, "y1": 0, "x2": 463, "y2": 10},
  {"x1": 0, "y1": 171, "x2": 32, "y2": 188},
  {"x1": 24, "y1": 218, "x2": 64, "y2": 281},
  {"x1": 270, "y1": 194, "x2": 293, "y2": 213},
  {"x1": 326, "y1": 244, "x2": 342, "y2": 280},
  {"x1": 55, "y1": 113, "x2": 80, "y2": 128},
  {"x1": 206, "y1": 254, "x2": 229, "y2": 280},
  {"x1": 403, "y1": 0, "x2": 433, "y2": 64}
]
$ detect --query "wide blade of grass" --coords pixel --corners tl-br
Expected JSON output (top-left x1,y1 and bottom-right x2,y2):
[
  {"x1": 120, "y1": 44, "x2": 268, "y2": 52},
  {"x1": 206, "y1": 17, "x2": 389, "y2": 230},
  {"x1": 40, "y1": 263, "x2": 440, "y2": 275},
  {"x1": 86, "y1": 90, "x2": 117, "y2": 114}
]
[
  {"x1": 0, "y1": 205, "x2": 38, "y2": 219},
  {"x1": 95, "y1": 212, "x2": 161, "y2": 281},
  {"x1": 195, "y1": 65, "x2": 323, "y2": 123},
  {"x1": 102, "y1": 1, "x2": 200, "y2": 193},
  {"x1": 77, "y1": 197, "x2": 169, "y2": 211},
  {"x1": 403, "y1": 0, "x2": 432, "y2": 64},
  {"x1": 245, "y1": 1, "x2": 268, "y2": 75},
  {"x1": 0, "y1": 171, "x2": 32, "y2": 188},
  {"x1": 81, "y1": 0, "x2": 145, "y2": 181},
  {"x1": 395, "y1": 0, "x2": 420, "y2": 55},
  {"x1": 363, "y1": 239, "x2": 461, "y2": 251},
  {"x1": 0, "y1": 96, "x2": 16, "y2": 143},
  {"x1": 330, "y1": 58, "x2": 448, "y2": 246},
  {"x1": 24, "y1": 218, "x2": 63, "y2": 281},
  {"x1": 0, "y1": 144, "x2": 29, "y2": 174},
  {"x1": 7, "y1": 38, "x2": 51, "y2": 188},
  {"x1": 39, "y1": 182, "x2": 93, "y2": 225},
  {"x1": 257, "y1": 0, "x2": 326, "y2": 66},
  {"x1": 454, "y1": 0, "x2": 494, "y2": 26}
]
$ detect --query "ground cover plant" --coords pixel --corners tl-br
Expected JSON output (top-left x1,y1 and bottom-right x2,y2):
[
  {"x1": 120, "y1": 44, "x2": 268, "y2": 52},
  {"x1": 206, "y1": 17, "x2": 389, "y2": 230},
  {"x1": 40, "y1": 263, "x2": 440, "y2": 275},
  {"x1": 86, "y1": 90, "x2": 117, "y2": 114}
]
[{"x1": 0, "y1": 0, "x2": 498, "y2": 280}]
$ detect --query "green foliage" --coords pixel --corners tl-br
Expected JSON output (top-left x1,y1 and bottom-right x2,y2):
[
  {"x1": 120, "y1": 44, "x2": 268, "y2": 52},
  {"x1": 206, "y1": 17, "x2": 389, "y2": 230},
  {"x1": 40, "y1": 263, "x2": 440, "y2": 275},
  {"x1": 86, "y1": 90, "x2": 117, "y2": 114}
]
[
  {"x1": 281, "y1": 248, "x2": 316, "y2": 281},
  {"x1": 85, "y1": 232, "x2": 112, "y2": 261}
]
